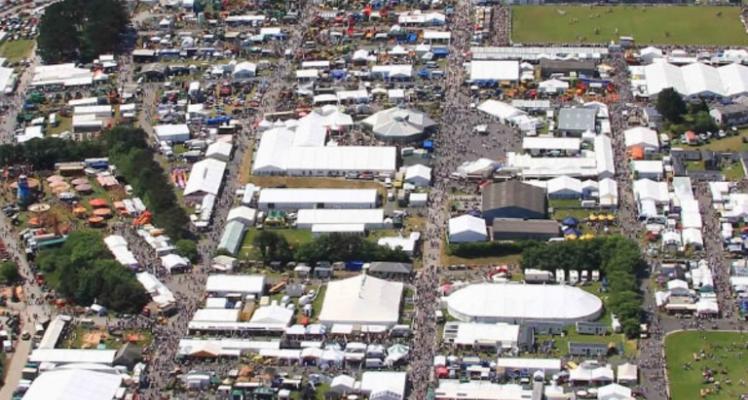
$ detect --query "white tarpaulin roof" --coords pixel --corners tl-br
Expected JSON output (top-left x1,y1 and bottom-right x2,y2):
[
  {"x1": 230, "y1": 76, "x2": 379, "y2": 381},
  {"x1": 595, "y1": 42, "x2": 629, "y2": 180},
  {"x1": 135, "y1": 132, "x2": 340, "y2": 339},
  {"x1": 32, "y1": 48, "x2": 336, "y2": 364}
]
[
  {"x1": 469, "y1": 60, "x2": 519, "y2": 82},
  {"x1": 184, "y1": 158, "x2": 226, "y2": 196},
  {"x1": 477, "y1": 100, "x2": 525, "y2": 121},
  {"x1": 631, "y1": 61, "x2": 748, "y2": 97},
  {"x1": 22, "y1": 368, "x2": 122, "y2": 400},
  {"x1": 319, "y1": 275, "x2": 403, "y2": 326},
  {"x1": 445, "y1": 283, "x2": 602, "y2": 323}
]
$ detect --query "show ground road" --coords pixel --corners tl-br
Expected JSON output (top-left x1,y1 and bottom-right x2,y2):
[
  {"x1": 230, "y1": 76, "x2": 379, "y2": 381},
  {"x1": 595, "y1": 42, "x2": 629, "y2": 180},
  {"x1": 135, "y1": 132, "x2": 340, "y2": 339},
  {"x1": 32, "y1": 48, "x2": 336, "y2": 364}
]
[{"x1": 0, "y1": 211, "x2": 52, "y2": 399}]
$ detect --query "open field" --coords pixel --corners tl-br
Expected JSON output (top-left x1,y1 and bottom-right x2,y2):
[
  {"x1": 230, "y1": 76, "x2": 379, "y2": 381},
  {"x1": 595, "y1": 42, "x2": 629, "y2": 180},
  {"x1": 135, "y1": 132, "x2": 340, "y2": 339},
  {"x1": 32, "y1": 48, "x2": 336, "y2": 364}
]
[
  {"x1": 240, "y1": 228, "x2": 313, "y2": 260},
  {"x1": 512, "y1": 6, "x2": 748, "y2": 45},
  {"x1": 666, "y1": 331, "x2": 748, "y2": 400},
  {"x1": 682, "y1": 130, "x2": 748, "y2": 153},
  {"x1": 0, "y1": 40, "x2": 34, "y2": 62}
]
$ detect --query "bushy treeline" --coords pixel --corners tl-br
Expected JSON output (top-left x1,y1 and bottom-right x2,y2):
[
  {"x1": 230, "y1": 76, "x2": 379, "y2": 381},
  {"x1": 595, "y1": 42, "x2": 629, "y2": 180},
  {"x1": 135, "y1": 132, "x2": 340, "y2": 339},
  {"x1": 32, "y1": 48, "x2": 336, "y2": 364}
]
[{"x1": 37, "y1": 231, "x2": 149, "y2": 313}]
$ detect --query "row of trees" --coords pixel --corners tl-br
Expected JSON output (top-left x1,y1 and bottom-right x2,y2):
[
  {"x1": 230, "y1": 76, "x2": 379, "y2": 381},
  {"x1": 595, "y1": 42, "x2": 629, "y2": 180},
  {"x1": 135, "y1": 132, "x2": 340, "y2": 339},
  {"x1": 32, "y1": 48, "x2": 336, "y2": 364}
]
[
  {"x1": 37, "y1": 0, "x2": 129, "y2": 63},
  {"x1": 0, "y1": 137, "x2": 104, "y2": 171},
  {"x1": 36, "y1": 231, "x2": 149, "y2": 313},
  {"x1": 104, "y1": 127, "x2": 190, "y2": 239},
  {"x1": 447, "y1": 241, "x2": 529, "y2": 259},
  {"x1": 252, "y1": 231, "x2": 411, "y2": 265},
  {"x1": 521, "y1": 236, "x2": 646, "y2": 337}
]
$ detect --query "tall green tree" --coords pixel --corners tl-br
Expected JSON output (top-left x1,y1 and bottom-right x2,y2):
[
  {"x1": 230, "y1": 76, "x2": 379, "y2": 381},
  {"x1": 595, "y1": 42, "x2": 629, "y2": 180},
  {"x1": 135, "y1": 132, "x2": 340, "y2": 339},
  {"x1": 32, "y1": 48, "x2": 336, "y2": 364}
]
[
  {"x1": 175, "y1": 239, "x2": 199, "y2": 263},
  {"x1": 656, "y1": 88, "x2": 687, "y2": 123},
  {"x1": 0, "y1": 261, "x2": 20, "y2": 284},
  {"x1": 37, "y1": 231, "x2": 148, "y2": 313},
  {"x1": 37, "y1": 0, "x2": 129, "y2": 63}
]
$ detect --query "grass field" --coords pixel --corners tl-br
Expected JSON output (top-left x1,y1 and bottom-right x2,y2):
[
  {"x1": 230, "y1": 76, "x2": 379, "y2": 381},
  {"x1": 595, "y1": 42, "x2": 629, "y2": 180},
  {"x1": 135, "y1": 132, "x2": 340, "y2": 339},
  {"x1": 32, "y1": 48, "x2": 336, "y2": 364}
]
[
  {"x1": 666, "y1": 331, "x2": 748, "y2": 400},
  {"x1": 0, "y1": 40, "x2": 34, "y2": 62},
  {"x1": 240, "y1": 228, "x2": 313, "y2": 260},
  {"x1": 512, "y1": 6, "x2": 748, "y2": 45},
  {"x1": 683, "y1": 130, "x2": 748, "y2": 153}
]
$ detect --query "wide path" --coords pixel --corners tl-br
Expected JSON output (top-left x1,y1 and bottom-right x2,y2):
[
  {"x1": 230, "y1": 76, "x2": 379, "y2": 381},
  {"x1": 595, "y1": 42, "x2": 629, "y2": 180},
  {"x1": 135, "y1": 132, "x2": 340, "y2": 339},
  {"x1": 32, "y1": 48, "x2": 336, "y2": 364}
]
[{"x1": 407, "y1": 0, "x2": 473, "y2": 398}]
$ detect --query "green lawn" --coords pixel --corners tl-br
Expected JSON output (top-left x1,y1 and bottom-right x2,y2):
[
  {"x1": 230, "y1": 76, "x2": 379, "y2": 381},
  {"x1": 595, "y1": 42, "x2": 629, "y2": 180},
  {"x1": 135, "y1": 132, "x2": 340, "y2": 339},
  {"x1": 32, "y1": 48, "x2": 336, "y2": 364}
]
[
  {"x1": 666, "y1": 331, "x2": 748, "y2": 400},
  {"x1": 686, "y1": 161, "x2": 706, "y2": 172},
  {"x1": 48, "y1": 116, "x2": 72, "y2": 136},
  {"x1": 310, "y1": 284, "x2": 326, "y2": 321},
  {"x1": 512, "y1": 6, "x2": 748, "y2": 45},
  {"x1": 0, "y1": 40, "x2": 34, "y2": 62},
  {"x1": 549, "y1": 198, "x2": 581, "y2": 209},
  {"x1": 240, "y1": 228, "x2": 313, "y2": 259},
  {"x1": 722, "y1": 162, "x2": 745, "y2": 181},
  {"x1": 549, "y1": 199, "x2": 590, "y2": 222},
  {"x1": 683, "y1": 131, "x2": 748, "y2": 152}
]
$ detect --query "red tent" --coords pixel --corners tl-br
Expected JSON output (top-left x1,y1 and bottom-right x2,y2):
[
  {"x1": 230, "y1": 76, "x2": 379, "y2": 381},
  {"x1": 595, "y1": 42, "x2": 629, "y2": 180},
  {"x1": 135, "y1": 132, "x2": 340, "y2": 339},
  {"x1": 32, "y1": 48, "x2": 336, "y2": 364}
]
[
  {"x1": 435, "y1": 366, "x2": 449, "y2": 378},
  {"x1": 88, "y1": 198, "x2": 108, "y2": 208}
]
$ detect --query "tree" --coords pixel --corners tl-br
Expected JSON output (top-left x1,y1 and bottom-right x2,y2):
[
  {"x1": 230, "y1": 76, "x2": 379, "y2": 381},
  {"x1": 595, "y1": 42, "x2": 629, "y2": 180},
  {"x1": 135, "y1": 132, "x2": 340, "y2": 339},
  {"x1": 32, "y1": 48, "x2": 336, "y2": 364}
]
[
  {"x1": 656, "y1": 88, "x2": 687, "y2": 123},
  {"x1": 36, "y1": 1, "x2": 79, "y2": 62},
  {"x1": 253, "y1": 231, "x2": 293, "y2": 263},
  {"x1": 690, "y1": 111, "x2": 718, "y2": 134},
  {"x1": 37, "y1": 231, "x2": 148, "y2": 313},
  {"x1": 175, "y1": 240, "x2": 199, "y2": 263},
  {"x1": 0, "y1": 261, "x2": 20, "y2": 284},
  {"x1": 37, "y1": 0, "x2": 129, "y2": 63}
]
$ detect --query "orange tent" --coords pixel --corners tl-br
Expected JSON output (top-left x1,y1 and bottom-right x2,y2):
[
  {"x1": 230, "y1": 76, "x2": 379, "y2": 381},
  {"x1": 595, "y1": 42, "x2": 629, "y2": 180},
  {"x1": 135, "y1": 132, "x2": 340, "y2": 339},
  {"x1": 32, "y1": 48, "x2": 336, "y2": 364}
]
[
  {"x1": 629, "y1": 145, "x2": 645, "y2": 160},
  {"x1": 93, "y1": 208, "x2": 112, "y2": 217},
  {"x1": 87, "y1": 216, "x2": 105, "y2": 226}
]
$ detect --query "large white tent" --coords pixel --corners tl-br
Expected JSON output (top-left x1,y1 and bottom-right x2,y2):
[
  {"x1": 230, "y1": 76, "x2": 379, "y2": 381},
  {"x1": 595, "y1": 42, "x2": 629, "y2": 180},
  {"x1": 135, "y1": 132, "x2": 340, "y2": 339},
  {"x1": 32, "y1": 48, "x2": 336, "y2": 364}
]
[
  {"x1": 258, "y1": 188, "x2": 377, "y2": 210},
  {"x1": 624, "y1": 127, "x2": 659, "y2": 152},
  {"x1": 252, "y1": 126, "x2": 396, "y2": 176},
  {"x1": 448, "y1": 215, "x2": 487, "y2": 243},
  {"x1": 23, "y1": 368, "x2": 123, "y2": 400},
  {"x1": 631, "y1": 61, "x2": 748, "y2": 98},
  {"x1": 184, "y1": 158, "x2": 227, "y2": 197},
  {"x1": 444, "y1": 283, "x2": 603, "y2": 324},
  {"x1": 469, "y1": 60, "x2": 519, "y2": 82},
  {"x1": 318, "y1": 275, "x2": 403, "y2": 327},
  {"x1": 477, "y1": 100, "x2": 526, "y2": 123}
]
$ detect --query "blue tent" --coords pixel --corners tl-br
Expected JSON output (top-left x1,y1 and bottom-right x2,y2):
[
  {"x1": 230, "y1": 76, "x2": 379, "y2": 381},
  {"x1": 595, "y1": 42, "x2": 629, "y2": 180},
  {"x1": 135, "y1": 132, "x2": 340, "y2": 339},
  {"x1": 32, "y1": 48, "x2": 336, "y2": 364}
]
[
  {"x1": 432, "y1": 47, "x2": 449, "y2": 57},
  {"x1": 423, "y1": 139, "x2": 434, "y2": 151},
  {"x1": 345, "y1": 261, "x2": 365, "y2": 271},
  {"x1": 418, "y1": 68, "x2": 431, "y2": 79},
  {"x1": 206, "y1": 116, "x2": 231, "y2": 125},
  {"x1": 331, "y1": 69, "x2": 347, "y2": 79},
  {"x1": 562, "y1": 217, "x2": 579, "y2": 227},
  {"x1": 407, "y1": 33, "x2": 418, "y2": 43}
]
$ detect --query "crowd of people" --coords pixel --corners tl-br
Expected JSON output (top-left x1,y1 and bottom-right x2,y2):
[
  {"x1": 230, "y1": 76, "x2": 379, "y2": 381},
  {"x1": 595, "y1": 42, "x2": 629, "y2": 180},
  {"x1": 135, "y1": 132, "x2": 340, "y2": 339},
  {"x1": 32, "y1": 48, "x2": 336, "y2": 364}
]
[{"x1": 489, "y1": 5, "x2": 511, "y2": 47}]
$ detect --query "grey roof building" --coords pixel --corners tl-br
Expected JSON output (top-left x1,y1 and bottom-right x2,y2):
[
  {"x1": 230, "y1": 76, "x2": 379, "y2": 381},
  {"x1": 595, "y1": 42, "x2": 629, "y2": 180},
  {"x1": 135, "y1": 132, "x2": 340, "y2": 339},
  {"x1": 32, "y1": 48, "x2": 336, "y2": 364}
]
[
  {"x1": 492, "y1": 218, "x2": 559, "y2": 241},
  {"x1": 482, "y1": 181, "x2": 547, "y2": 223},
  {"x1": 362, "y1": 106, "x2": 437, "y2": 143},
  {"x1": 538, "y1": 59, "x2": 596, "y2": 78},
  {"x1": 568, "y1": 342, "x2": 610, "y2": 357},
  {"x1": 217, "y1": 220, "x2": 247, "y2": 256},
  {"x1": 367, "y1": 262, "x2": 413, "y2": 277},
  {"x1": 558, "y1": 108, "x2": 597, "y2": 136}
]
